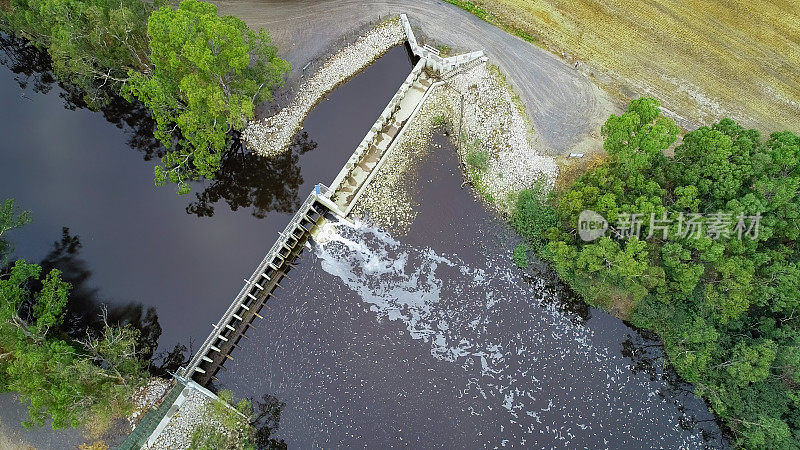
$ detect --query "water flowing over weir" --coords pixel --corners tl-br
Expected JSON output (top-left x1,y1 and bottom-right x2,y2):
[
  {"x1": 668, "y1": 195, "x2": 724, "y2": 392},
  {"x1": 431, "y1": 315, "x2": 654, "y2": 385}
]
[
  {"x1": 215, "y1": 139, "x2": 723, "y2": 448},
  {"x1": 311, "y1": 221, "x2": 708, "y2": 447}
]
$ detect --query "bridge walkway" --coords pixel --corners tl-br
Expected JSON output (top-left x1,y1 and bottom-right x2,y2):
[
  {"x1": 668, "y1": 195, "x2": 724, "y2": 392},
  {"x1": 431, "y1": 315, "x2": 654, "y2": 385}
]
[
  {"x1": 332, "y1": 70, "x2": 433, "y2": 212},
  {"x1": 182, "y1": 184, "x2": 340, "y2": 386}
]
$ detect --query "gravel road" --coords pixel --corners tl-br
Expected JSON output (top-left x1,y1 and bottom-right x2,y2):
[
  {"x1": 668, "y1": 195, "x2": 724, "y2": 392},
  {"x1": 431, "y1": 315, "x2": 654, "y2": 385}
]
[
  {"x1": 211, "y1": 0, "x2": 617, "y2": 154},
  {"x1": 0, "y1": 393, "x2": 84, "y2": 449}
]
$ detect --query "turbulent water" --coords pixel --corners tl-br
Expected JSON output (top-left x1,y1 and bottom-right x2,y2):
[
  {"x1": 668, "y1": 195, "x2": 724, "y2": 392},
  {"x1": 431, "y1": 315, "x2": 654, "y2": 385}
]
[
  {"x1": 219, "y1": 139, "x2": 721, "y2": 448},
  {"x1": 302, "y1": 219, "x2": 711, "y2": 447}
]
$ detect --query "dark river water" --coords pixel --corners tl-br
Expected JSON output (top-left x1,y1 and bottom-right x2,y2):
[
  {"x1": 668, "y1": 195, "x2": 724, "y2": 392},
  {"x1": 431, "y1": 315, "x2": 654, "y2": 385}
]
[
  {"x1": 216, "y1": 134, "x2": 724, "y2": 448},
  {"x1": 0, "y1": 37, "x2": 724, "y2": 448},
  {"x1": 0, "y1": 40, "x2": 413, "y2": 353}
]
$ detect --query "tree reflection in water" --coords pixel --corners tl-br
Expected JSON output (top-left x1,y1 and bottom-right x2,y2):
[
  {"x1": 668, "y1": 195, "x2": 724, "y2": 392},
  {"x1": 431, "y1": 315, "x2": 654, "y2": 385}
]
[
  {"x1": 2, "y1": 31, "x2": 308, "y2": 435},
  {"x1": 187, "y1": 130, "x2": 317, "y2": 219},
  {"x1": 619, "y1": 331, "x2": 727, "y2": 446},
  {"x1": 35, "y1": 227, "x2": 190, "y2": 375},
  {"x1": 0, "y1": 32, "x2": 315, "y2": 219},
  {"x1": 252, "y1": 393, "x2": 288, "y2": 450},
  {"x1": 0, "y1": 33, "x2": 57, "y2": 94}
]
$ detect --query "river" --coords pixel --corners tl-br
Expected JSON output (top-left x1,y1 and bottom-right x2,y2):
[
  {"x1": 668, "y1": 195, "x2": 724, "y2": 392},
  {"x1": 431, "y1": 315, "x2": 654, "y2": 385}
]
[
  {"x1": 0, "y1": 36, "x2": 723, "y2": 448},
  {"x1": 0, "y1": 37, "x2": 413, "y2": 354}
]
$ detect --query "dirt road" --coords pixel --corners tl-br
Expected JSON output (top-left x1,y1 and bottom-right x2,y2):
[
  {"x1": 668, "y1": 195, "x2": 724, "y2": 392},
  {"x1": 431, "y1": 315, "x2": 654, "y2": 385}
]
[{"x1": 211, "y1": 0, "x2": 617, "y2": 154}]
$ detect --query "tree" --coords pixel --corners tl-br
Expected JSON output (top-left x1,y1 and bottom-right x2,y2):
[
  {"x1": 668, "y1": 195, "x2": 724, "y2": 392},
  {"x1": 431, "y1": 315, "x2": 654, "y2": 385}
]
[
  {"x1": 125, "y1": 0, "x2": 290, "y2": 194},
  {"x1": 540, "y1": 98, "x2": 800, "y2": 448},
  {"x1": 601, "y1": 97, "x2": 678, "y2": 179},
  {"x1": 3, "y1": 0, "x2": 290, "y2": 193},
  {"x1": 1, "y1": 0, "x2": 152, "y2": 107},
  {"x1": 511, "y1": 182, "x2": 558, "y2": 250},
  {"x1": 190, "y1": 390, "x2": 256, "y2": 450},
  {"x1": 0, "y1": 258, "x2": 147, "y2": 430},
  {"x1": 0, "y1": 198, "x2": 31, "y2": 263},
  {"x1": 664, "y1": 315, "x2": 719, "y2": 384},
  {"x1": 724, "y1": 340, "x2": 777, "y2": 387}
]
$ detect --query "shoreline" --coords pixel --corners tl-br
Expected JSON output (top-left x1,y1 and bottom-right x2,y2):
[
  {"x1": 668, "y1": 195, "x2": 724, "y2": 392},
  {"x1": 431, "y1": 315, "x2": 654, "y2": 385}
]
[
  {"x1": 350, "y1": 59, "x2": 557, "y2": 233},
  {"x1": 243, "y1": 17, "x2": 406, "y2": 158}
]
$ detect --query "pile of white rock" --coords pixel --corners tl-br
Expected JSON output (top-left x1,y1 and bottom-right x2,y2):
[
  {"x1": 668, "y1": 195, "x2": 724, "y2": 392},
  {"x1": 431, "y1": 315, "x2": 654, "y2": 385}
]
[
  {"x1": 129, "y1": 378, "x2": 172, "y2": 428},
  {"x1": 446, "y1": 63, "x2": 557, "y2": 213},
  {"x1": 145, "y1": 389, "x2": 216, "y2": 450},
  {"x1": 244, "y1": 18, "x2": 406, "y2": 157},
  {"x1": 353, "y1": 60, "x2": 557, "y2": 232},
  {"x1": 351, "y1": 86, "x2": 454, "y2": 233}
]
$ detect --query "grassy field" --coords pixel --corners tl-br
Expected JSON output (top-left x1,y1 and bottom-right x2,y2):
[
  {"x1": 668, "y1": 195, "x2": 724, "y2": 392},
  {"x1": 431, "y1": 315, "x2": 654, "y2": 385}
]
[{"x1": 445, "y1": 0, "x2": 800, "y2": 133}]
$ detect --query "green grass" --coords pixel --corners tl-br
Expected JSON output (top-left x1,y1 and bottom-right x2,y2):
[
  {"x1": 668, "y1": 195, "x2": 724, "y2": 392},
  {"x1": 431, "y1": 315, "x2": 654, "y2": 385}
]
[
  {"x1": 465, "y1": 148, "x2": 489, "y2": 172},
  {"x1": 442, "y1": 0, "x2": 544, "y2": 47},
  {"x1": 512, "y1": 243, "x2": 529, "y2": 268},
  {"x1": 435, "y1": 44, "x2": 452, "y2": 57}
]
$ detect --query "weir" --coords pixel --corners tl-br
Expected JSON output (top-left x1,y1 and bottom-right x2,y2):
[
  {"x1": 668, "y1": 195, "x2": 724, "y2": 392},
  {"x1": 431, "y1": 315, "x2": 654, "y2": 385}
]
[
  {"x1": 182, "y1": 184, "x2": 341, "y2": 386},
  {"x1": 183, "y1": 15, "x2": 486, "y2": 387},
  {"x1": 126, "y1": 14, "x2": 485, "y2": 448}
]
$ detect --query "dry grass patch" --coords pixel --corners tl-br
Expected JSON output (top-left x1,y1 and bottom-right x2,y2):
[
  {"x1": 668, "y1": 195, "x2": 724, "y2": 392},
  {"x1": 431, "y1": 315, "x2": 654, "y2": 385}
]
[
  {"x1": 554, "y1": 152, "x2": 607, "y2": 191},
  {"x1": 451, "y1": 0, "x2": 800, "y2": 132}
]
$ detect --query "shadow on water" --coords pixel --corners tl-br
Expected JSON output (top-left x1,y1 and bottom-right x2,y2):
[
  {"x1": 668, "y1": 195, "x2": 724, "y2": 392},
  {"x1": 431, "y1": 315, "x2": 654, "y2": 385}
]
[
  {"x1": 186, "y1": 130, "x2": 317, "y2": 219},
  {"x1": 0, "y1": 32, "x2": 309, "y2": 218},
  {"x1": 5, "y1": 227, "x2": 191, "y2": 375},
  {"x1": 0, "y1": 33, "x2": 164, "y2": 159},
  {"x1": 252, "y1": 393, "x2": 289, "y2": 450}
]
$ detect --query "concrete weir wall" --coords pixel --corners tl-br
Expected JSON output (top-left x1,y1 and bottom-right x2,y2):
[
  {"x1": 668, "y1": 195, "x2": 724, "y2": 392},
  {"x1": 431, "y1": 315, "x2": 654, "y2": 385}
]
[
  {"x1": 328, "y1": 14, "x2": 485, "y2": 214},
  {"x1": 329, "y1": 59, "x2": 425, "y2": 195},
  {"x1": 401, "y1": 14, "x2": 484, "y2": 74},
  {"x1": 129, "y1": 15, "x2": 488, "y2": 449}
]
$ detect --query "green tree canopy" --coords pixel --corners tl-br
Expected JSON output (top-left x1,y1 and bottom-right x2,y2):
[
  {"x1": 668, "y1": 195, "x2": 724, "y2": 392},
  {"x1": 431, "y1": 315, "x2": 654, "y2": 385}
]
[
  {"x1": 1, "y1": 258, "x2": 147, "y2": 429},
  {"x1": 3, "y1": 0, "x2": 290, "y2": 193},
  {"x1": 531, "y1": 98, "x2": 800, "y2": 449},
  {"x1": 0, "y1": 198, "x2": 31, "y2": 263},
  {"x1": 1, "y1": 0, "x2": 152, "y2": 107},
  {"x1": 125, "y1": 0, "x2": 289, "y2": 194}
]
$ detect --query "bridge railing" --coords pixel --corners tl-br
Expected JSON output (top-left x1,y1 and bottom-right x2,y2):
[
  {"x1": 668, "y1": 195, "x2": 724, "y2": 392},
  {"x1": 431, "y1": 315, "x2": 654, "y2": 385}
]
[
  {"x1": 401, "y1": 14, "x2": 484, "y2": 73},
  {"x1": 183, "y1": 184, "x2": 333, "y2": 376}
]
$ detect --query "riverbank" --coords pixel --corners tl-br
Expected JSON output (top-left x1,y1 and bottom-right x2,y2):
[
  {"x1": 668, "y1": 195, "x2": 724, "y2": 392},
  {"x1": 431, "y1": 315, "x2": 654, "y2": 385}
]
[
  {"x1": 243, "y1": 17, "x2": 405, "y2": 157},
  {"x1": 351, "y1": 60, "x2": 557, "y2": 233}
]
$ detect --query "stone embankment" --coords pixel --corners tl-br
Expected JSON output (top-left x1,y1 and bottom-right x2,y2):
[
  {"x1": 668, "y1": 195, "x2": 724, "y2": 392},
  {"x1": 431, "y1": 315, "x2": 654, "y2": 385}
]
[
  {"x1": 143, "y1": 389, "x2": 214, "y2": 449},
  {"x1": 446, "y1": 63, "x2": 557, "y2": 212},
  {"x1": 353, "y1": 60, "x2": 557, "y2": 232},
  {"x1": 244, "y1": 18, "x2": 405, "y2": 157}
]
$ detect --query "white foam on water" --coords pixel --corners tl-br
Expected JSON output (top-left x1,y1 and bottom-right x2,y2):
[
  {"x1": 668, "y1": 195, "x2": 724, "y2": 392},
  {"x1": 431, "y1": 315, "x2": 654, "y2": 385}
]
[{"x1": 314, "y1": 219, "x2": 710, "y2": 448}]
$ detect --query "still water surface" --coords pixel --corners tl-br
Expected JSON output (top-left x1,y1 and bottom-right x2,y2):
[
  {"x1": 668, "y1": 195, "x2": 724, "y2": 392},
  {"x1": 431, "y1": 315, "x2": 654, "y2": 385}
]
[
  {"x1": 0, "y1": 38, "x2": 723, "y2": 448},
  {"x1": 0, "y1": 41, "x2": 413, "y2": 352}
]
